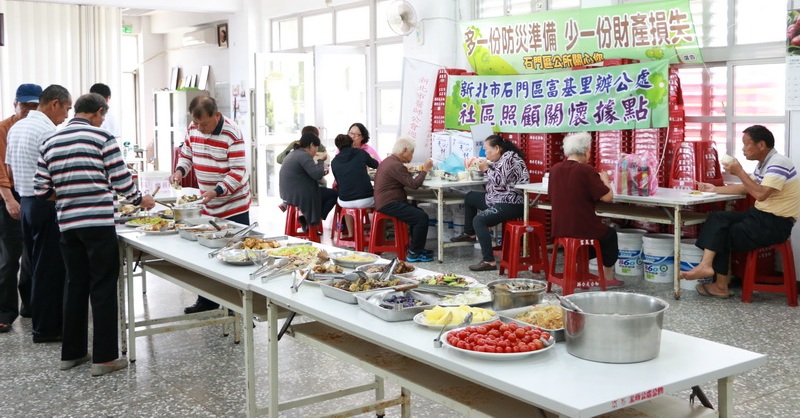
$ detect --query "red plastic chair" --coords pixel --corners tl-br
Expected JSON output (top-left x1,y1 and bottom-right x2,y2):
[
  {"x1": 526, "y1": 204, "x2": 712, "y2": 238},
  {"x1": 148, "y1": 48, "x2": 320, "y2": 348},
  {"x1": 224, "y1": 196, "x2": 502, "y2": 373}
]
[
  {"x1": 284, "y1": 205, "x2": 321, "y2": 243},
  {"x1": 334, "y1": 207, "x2": 373, "y2": 252},
  {"x1": 499, "y1": 221, "x2": 548, "y2": 278},
  {"x1": 742, "y1": 240, "x2": 798, "y2": 307},
  {"x1": 546, "y1": 237, "x2": 607, "y2": 296},
  {"x1": 368, "y1": 212, "x2": 409, "y2": 261}
]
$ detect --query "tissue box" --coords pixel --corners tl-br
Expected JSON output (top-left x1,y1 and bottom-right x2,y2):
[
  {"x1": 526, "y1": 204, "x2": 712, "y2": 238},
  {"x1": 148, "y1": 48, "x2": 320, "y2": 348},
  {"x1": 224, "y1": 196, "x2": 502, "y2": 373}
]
[
  {"x1": 431, "y1": 131, "x2": 454, "y2": 162},
  {"x1": 451, "y1": 132, "x2": 484, "y2": 159}
]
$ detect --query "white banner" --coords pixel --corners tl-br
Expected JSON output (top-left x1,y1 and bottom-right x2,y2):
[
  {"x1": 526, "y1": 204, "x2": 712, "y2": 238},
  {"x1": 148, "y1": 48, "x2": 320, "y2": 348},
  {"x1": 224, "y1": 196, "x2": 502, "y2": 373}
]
[{"x1": 399, "y1": 58, "x2": 443, "y2": 163}]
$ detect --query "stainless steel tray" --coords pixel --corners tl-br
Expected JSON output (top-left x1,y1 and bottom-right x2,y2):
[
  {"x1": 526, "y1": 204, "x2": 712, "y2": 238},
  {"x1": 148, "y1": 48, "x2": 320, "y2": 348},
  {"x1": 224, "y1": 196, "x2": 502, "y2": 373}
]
[
  {"x1": 497, "y1": 303, "x2": 565, "y2": 342},
  {"x1": 355, "y1": 290, "x2": 439, "y2": 322},
  {"x1": 319, "y1": 276, "x2": 414, "y2": 304},
  {"x1": 196, "y1": 231, "x2": 265, "y2": 248}
]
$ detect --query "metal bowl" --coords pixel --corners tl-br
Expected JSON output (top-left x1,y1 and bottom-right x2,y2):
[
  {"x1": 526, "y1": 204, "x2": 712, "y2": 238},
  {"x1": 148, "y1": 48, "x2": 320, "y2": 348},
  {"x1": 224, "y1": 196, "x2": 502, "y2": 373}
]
[
  {"x1": 562, "y1": 292, "x2": 669, "y2": 364},
  {"x1": 469, "y1": 169, "x2": 485, "y2": 181},
  {"x1": 172, "y1": 204, "x2": 203, "y2": 223},
  {"x1": 486, "y1": 279, "x2": 546, "y2": 311}
]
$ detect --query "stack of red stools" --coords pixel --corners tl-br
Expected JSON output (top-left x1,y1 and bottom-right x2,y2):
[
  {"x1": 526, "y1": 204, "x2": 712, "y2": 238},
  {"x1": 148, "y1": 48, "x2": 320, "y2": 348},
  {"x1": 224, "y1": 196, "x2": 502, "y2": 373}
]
[
  {"x1": 525, "y1": 133, "x2": 563, "y2": 183},
  {"x1": 661, "y1": 68, "x2": 687, "y2": 187},
  {"x1": 668, "y1": 140, "x2": 723, "y2": 190},
  {"x1": 431, "y1": 69, "x2": 469, "y2": 131},
  {"x1": 499, "y1": 221, "x2": 549, "y2": 278},
  {"x1": 504, "y1": 133, "x2": 528, "y2": 154},
  {"x1": 595, "y1": 130, "x2": 632, "y2": 179}
]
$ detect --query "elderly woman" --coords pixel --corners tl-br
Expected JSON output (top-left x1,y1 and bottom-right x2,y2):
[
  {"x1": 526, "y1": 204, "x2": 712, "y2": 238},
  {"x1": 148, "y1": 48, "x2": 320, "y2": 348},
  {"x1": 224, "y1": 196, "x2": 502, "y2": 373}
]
[
  {"x1": 450, "y1": 135, "x2": 530, "y2": 271},
  {"x1": 348, "y1": 123, "x2": 381, "y2": 162},
  {"x1": 279, "y1": 132, "x2": 338, "y2": 230},
  {"x1": 549, "y1": 132, "x2": 623, "y2": 288},
  {"x1": 331, "y1": 133, "x2": 379, "y2": 237}
]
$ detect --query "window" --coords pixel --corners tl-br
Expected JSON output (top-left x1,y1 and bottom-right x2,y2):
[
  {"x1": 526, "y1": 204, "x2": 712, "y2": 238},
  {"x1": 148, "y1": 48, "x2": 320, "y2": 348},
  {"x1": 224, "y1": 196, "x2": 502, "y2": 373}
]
[
  {"x1": 336, "y1": 7, "x2": 369, "y2": 43},
  {"x1": 734, "y1": 0, "x2": 784, "y2": 44},
  {"x1": 275, "y1": 19, "x2": 298, "y2": 50},
  {"x1": 376, "y1": 43, "x2": 403, "y2": 82},
  {"x1": 376, "y1": 1, "x2": 396, "y2": 39},
  {"x1": 303, "y1": 13, "x2": 333, "y2": 47}
]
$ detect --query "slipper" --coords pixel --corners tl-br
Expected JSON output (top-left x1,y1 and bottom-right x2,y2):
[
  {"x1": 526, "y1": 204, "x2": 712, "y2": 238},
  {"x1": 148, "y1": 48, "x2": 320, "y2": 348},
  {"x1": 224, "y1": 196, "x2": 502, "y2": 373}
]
[
  {"x1": 0, "y1": 323, "x2": 10, "y2": 333},
  {"x1": 696, "y1": 283, "x2": 733, "y2": 299},
  {"x1": 469, "y1": 261, "x2": 497, "y2": 271}
]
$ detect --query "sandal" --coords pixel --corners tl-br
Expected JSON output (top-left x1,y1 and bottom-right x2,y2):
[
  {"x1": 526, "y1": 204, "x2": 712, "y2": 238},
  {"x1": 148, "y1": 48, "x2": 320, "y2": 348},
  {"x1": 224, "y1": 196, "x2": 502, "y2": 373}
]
[
  {"x1": 468, "y1": 261, "x2": 497, "y2": 271},
  {"x1": 0, "y1": 323, "x2": 11, "y2": 333}
]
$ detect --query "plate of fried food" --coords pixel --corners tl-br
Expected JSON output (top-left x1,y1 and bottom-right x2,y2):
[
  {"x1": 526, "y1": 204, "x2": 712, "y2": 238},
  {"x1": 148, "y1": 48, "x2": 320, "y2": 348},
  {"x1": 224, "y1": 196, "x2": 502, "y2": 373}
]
[
  {"x1": 136, "y1": 220, "x2": 182, "y2": 235},
  {"x1": 356, "y1": 260, "x2": 416, "y2": 278}
]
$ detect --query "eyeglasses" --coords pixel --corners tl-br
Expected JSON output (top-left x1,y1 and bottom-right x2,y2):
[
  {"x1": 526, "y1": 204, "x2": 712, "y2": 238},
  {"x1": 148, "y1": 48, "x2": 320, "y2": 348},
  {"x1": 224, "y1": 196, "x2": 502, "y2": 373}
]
[{"x1": 348, "y1": 131, "x2": 362, "y2": 137}]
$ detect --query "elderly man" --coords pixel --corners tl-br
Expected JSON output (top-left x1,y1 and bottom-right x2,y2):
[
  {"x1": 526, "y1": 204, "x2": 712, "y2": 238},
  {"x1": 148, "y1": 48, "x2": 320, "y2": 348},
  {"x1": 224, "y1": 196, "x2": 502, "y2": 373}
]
[
  {"x1": 170, "y1": 95, "x2": 251, "y2": 314},
  {"x1": 549, "y1": 132, "x2": 624, "y2": 290},
  {"x1": 373, "y1": 136, "x2": 434, "y2": 262},
  {"x1": 682, "y1": 125, "x2": 800, "y2": 298},
  {"x1": 5, "y1": 84, "x2": 72, "y2": 343},
  {"x1": 35, "y1": 93, "x2": 155, "y2": 376},
  {"x1": 0, "y1": 83, "x2": 41, "y2": 334}
]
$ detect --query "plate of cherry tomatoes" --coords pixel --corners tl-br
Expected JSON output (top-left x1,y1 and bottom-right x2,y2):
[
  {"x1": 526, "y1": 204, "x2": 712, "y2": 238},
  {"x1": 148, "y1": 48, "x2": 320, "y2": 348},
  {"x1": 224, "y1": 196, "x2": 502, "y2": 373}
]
[{"x1": 442, "y1": 320, "x2": 555, "y2": 360}]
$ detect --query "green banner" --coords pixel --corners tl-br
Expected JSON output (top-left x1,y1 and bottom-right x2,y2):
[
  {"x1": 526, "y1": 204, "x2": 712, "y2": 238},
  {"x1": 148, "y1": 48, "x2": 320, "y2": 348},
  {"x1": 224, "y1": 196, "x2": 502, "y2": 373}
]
[
  {"x1": 461, "y1": 0, "x2": 701, "y2": 75},
  {"x1": 444, "y1": 60, "x2": 669, "y2": 133}
]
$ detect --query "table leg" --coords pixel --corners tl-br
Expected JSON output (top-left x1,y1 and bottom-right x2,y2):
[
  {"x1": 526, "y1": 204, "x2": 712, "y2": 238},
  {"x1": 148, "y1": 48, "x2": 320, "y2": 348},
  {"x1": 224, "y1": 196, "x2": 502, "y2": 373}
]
[
  {"x1": 267, "y1": 300, "x2": 279, "y2": 418},
  {"x1": 118, "y1": 243, "x2": 127, "y2": 355},
  {"x1": 718, "y1": 376, "x2": 733, "y2": 417},
  {"x1": 673, "y1": 207, "x2": 682, "y2": 300},
  {"x1": 437, "y1": 189, "x2": 444, "y2": 263},
  {"x1": 242, "y1": 291, "x2": 256, "y2": 418},
  {"x1": 126, "y1": 244, "x2": 137, "y2": 362},
  {"x1": 523, "y1": 192, "x2": 530, "y2": 222}
]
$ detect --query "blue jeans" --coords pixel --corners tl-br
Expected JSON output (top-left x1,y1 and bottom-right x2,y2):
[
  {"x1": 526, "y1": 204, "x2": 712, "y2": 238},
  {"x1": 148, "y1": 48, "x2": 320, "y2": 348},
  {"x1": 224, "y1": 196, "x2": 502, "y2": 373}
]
[{"x1": 463, "y1": 191, "x2": 524, "y2": 262}]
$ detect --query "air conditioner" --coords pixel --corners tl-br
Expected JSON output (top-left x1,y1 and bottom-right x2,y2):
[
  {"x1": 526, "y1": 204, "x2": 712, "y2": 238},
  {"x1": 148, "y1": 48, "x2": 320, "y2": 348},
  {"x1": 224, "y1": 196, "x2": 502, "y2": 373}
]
[{"x1": 182, "y1": 27, "x2": 217, "y2": 47}]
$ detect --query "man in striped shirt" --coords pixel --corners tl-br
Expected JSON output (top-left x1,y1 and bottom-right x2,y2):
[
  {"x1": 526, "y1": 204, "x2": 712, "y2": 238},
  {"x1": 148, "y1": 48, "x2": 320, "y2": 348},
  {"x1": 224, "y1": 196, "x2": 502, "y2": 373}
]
[
  {"x1": 5, "y1": 84, "x2": 71, "y2": 343},
  {"x1": 169, "y1": 95, "x2": 251, "y2": 314},
  {"x1": 682, "y1": 125, "x2": 800, "y2": 298},
  {"x1": 35, "y1": 93, "x2": 155, "y2": 376}
]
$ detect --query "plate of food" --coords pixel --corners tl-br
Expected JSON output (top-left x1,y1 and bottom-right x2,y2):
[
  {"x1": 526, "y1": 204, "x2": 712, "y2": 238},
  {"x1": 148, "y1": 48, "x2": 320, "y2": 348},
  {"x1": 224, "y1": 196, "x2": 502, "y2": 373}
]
[
  {"x1": 156, "y1": 208, "x2": 174, "y2": 219},
  {"x1": 125, "y1": 217, "x2": 165, "y2": 228},
  {"x1": 437, "y1": 285, "x2": 493, "y2": 306},
  {"x1": 416, "y1": 273, "x2": 477, "y2": 288},
  {"x1": 298, "y1": 262, "x2": 345, "y2": 285},
  {"x1": 266, "y1": 245, "x2": 319, "y2": 259},
  {"x1": 329, "y1": 251, "x2": 380, "y2": 268},
  {"x1": 497, "y1": 302, "x2": 565, "y2": 342},
  {"x1": 441, "y1": 322, "x2": 555, "y2": 360},
  {"x1": 412, "y1": 305, "x2": 497, "y2": 330},
  {"x1": 216, "y1": 248, "x2": 269, "y2": 266},
  {"x1": 177, "y1": 194, "x2": 202, "y2": 205},
  {"x1": 355, "y1": 260, "x2": 416, "y2": 278},
  {"x1": 136, "y1": 220, "x2": 180, "y2": 235},
  {"x1": 686, "y1": 191, "x2": 717, "y2": 197}
]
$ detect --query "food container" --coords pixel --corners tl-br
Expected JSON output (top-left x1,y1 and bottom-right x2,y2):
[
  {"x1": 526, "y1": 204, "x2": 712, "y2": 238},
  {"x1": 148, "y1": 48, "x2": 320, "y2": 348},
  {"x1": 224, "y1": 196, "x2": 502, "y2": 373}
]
[
  {"x1": 329, "y1": 251, "x2": 380, "y2": 268},
  {"x1": 177, "y1": 222, "x2": 235, "y2": 241},
  {"x1": 320, "y1": 276, "x2": 415, "y2": 304},
  {"x1": 355, "y1": 289, "x2": 438, "y2": 322},
  {"x1": 486, "y1": 279, "x2": 546, "y2": 310},
  {"x1": 355, "y1": 261, "x2": 416, "y2": 279},
  {"x1": 562, "y1": 292, "x2": 669, "y2": 363},
  {"x1": 196, "y1": 230, "x2": 265, "y2": 248},
  {"x1": 172, "y1": 204, "x2": 203, "y2": 223},
  {"x1": 497, "y1": 303, "x2": 565, "y2": 342},
  {"x1": 469, "y1": 169, "x2": 485, "y2": 181}
]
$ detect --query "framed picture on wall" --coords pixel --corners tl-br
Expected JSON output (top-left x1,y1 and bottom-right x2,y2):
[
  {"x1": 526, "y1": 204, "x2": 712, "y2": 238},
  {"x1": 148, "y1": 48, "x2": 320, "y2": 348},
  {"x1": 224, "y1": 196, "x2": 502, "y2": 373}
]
[
  {"x1": 0, "y1": 14, "x2": 5, "y2": 47},
  {"x1": 217, "y1": 23, "x2": 228, "y2": 48}
]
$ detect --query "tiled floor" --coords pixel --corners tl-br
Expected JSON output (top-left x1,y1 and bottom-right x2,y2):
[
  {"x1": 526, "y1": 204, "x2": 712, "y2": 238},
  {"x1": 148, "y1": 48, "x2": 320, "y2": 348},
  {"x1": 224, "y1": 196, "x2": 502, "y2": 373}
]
[{"x1": 1, "y1": 197, "x2": 798, "y2": 417}]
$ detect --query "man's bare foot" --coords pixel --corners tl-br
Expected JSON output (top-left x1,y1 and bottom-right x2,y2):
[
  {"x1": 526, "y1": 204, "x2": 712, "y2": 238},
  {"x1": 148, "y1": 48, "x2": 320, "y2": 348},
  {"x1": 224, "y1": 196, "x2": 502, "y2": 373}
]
[{"x1": 680, "y1": 264, "x2": 714, "y2": 280}]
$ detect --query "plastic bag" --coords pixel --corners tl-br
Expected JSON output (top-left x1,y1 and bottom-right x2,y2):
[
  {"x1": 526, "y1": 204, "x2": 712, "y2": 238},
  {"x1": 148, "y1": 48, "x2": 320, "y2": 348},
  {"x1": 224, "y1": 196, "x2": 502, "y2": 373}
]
[
  {"x1": 438, "y1": 152, "x2": 466, "y2": 173},
  {"x1": 614, "y1": 152, "x2": 659, "y2": 196}
]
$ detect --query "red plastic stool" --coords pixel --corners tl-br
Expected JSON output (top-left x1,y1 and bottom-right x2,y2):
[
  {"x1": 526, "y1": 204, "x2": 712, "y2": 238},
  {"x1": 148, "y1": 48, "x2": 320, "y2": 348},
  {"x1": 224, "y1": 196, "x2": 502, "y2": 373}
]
[
  {"x1": 284, "y1": 205, "x2": 321, "y2": 243},
  {"x1": 742, "y1": 240, "x2": 798, "y2": 307},
  {"x1": 335, "y1": 207, "x2": 373, "y2": 252},
  {"x1": 368, "y1": 212, "x2": 409, "y2": 261},
  {"x1": 547, "y1": 237, "x2": 607, "y2": 296},
  {"x1": 499, "y1": 221, "x2": 548, "y2": 278}
]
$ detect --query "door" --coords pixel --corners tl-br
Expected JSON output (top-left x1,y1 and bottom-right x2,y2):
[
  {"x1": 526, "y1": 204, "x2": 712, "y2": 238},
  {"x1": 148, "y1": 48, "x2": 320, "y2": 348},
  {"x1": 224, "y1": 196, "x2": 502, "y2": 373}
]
[
  {"x1": 253, "y1": 52, "x2": 314, "y2": 198},
  {"x1": 313, "y1": 45, "x2": 369, "y2": 147}
]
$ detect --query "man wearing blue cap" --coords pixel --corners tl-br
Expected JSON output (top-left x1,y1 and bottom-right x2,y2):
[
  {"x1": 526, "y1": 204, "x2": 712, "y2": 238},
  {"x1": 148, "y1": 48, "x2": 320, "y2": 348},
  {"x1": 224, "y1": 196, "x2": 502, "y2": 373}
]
[
  {"x1": 0, "y1": 83, "x2": 41, "y2": 334},
  {"x1": 5, "y1": 84, "x2": 72, "y2": 342}
]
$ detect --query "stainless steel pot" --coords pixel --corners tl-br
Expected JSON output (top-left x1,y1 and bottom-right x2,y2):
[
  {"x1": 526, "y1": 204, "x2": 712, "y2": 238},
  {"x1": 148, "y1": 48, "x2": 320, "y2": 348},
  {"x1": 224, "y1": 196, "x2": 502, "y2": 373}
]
[
  {"x1": 562, "y1": 292, "x2": 668, "y2": 363},
  {"x1": 487, "y1": 279, "x2": 546, "y2": 310},
  {"x1": 172, "y1": 204, "x2": 203, "y2": 223}
]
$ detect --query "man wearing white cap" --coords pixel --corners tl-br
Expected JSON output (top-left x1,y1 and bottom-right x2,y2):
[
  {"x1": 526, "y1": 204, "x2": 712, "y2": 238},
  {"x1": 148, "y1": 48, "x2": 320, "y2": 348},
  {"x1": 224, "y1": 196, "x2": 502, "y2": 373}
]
[{"x1": 0, "y1": 83, "x2": 41, "y2": 334}]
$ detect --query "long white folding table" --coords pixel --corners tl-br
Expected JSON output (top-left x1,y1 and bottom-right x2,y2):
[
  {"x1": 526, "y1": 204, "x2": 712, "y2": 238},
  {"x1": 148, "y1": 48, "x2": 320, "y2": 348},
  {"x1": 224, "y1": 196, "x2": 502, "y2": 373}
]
[
  {"x1": 409, "y1": 177, "x2": 487, "y2": 262},
  {"x1": 251, "y1": 275, "x2": 766, "y2": 418},
  {"x1": 517, "y1": 183, "x2": 744, "y2": 298}
]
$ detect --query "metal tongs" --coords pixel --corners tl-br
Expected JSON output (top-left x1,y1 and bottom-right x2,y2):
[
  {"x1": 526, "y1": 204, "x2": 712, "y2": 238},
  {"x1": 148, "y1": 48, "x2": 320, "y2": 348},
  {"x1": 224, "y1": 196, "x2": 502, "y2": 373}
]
[
  {"x1": 434, "y1": 312, "x2": 473, "y2": 348},
  {"x1": 291, "y1": 249, "x2": 330, "y2": 293},
  {"x1": 207, "y1": 222, "x2": 259, "y2": 258},
  {"x1": 555, "y1": 294, "x2": 583, "y2": 312},
  {"x1": 249, "y1": 257, "x2": 290, "y2": 281}
]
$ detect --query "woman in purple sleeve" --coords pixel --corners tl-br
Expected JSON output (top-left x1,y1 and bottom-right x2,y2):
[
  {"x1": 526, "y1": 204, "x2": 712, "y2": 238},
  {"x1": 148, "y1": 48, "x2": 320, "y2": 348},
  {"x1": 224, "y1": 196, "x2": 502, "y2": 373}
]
[{"x1": 451, "y1": 135, "x2": 530, "y2": 271}]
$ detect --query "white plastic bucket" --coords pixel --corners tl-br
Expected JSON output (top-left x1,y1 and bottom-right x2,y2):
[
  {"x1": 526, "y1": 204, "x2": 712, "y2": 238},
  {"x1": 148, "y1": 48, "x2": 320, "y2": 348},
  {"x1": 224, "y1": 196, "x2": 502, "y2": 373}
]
[
  {"x1": 679, "y1": 239, "x2": 712, "y2": 290},
  {"x1": 616, "y1": 229, "x2": 647, "y2": 277},
  {"x1": 642, "y1": 234, "x2": 675, "y2": 283}
]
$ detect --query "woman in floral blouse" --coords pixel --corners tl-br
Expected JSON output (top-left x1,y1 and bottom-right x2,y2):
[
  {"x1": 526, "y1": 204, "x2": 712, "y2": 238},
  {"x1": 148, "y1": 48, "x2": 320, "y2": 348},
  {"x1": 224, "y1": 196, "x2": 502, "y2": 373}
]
[{"x1": 451, "y1": 135, "x2": 529, "y2": 271}]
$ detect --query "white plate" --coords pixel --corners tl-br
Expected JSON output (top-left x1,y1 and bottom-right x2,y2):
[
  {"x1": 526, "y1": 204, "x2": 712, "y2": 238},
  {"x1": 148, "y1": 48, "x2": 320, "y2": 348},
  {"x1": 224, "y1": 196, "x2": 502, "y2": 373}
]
[
  {"x1": 685, "y1": 191, "x2": 717, "y2": 197},
  {"x1": 136, "y1": 226, "x2": 178, "y2": 235},
  {"x1": 415, "y1": 274, "x2": 478, "y2": 288},
  {"x1": 125, "y1": 218, "x2": 165, "y2": 228},
  {"x1": 437, "y1": 286, "x2": 493, "y2": 307},
  {"x1": 412, "y1": 311, "x2": 498, "y2": 330},
  {"x1": 441, "y1": 328, "x2": 555, "y2": 361}
]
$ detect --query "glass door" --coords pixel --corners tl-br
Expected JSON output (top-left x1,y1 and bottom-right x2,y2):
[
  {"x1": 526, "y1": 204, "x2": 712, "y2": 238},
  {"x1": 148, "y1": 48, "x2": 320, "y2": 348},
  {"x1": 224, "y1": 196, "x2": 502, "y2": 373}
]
[
  {"x1": 253, "y1": 52, "x2": 314, "y2": 198},
  {"x1": 313, "y1": 45, "x2": 369, "y2": 148}
]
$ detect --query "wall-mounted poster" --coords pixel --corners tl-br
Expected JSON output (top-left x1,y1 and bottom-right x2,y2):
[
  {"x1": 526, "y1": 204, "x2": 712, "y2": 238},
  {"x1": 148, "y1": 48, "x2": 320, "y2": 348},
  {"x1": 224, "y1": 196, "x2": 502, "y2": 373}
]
[{"x1": 217, "y1": 23, "x2": 228, "y2": 48}]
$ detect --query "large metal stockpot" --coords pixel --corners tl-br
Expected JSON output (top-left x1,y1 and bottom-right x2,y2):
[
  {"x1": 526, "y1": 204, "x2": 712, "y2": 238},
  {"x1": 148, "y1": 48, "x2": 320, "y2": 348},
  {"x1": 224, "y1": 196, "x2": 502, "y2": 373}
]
[{"x1": 562, "y1": 292, "x2": 669, "y2": 364}]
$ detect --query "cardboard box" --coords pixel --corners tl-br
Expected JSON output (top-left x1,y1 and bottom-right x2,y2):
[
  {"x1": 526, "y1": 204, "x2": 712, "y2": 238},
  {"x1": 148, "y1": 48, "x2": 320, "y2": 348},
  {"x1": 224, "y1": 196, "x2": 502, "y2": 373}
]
[
  {"x1": 431, "y1": 131, "x2": 455, "y2": 162},
  {"x1": 451, "y1": 131, "x2": 484, "y2": 160}
]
